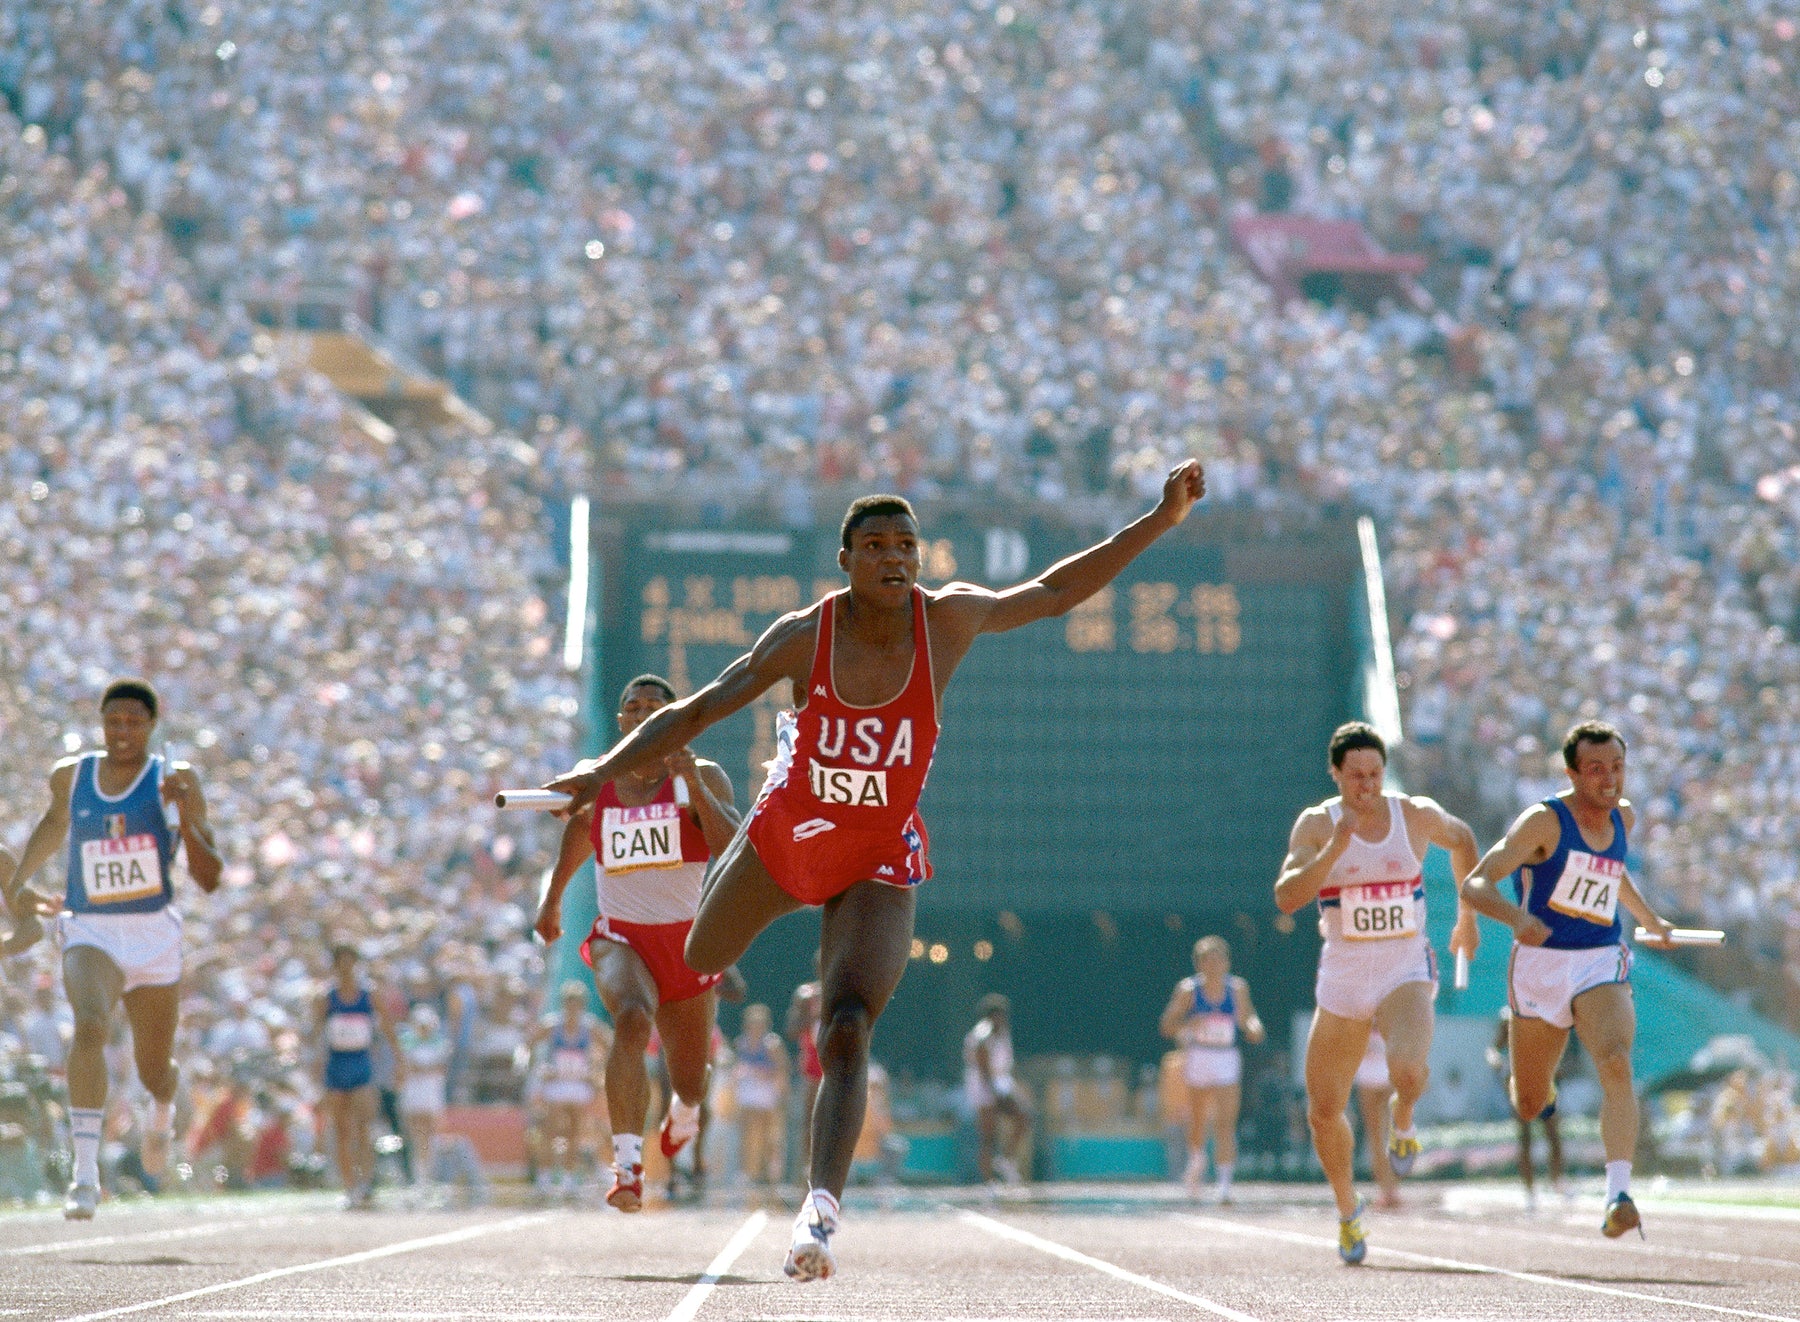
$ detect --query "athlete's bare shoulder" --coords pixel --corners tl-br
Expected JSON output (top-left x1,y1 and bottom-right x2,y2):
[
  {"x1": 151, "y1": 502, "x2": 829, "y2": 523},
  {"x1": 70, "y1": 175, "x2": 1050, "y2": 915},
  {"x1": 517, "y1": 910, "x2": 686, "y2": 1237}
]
[
  {"x1": 1291, "y1": 801, "x2": 1336, "y2": 840},
  {"x1": 1504, "y1": 800, "x2": 1562, "y2": 850}
]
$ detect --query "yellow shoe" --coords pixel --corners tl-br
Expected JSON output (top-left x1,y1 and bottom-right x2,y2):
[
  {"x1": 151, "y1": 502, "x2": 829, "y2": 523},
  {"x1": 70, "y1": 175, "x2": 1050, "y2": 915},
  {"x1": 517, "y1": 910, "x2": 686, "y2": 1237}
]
[
  {"x1": 1387, "y1": 1097, "x2": 1421, "y2": 1177},
  {"x1": 1338, "y1": 1198, "x2": 1368, "y2": 1265}
]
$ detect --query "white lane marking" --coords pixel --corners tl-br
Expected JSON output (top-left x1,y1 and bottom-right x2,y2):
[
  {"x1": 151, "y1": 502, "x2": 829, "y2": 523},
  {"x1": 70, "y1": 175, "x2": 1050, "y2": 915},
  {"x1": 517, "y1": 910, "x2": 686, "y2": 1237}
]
[
  {"x1": 1, "y1": 1215, "x2": 309, "y2": 1259},
  {"x1": 960, "y1": 1210, "x2": 1261, "y2": 1322},
  {"x1": 663, "y1": 1210, "x2": 769, "y2": 1322},
  {"x1": 50, "y1": 1213, "x2": 553, "y2": 1322},
  {"x1": 1384, "y1": 1212, "x2": 1800, "y2": 1273},
  {"x1": 193, "y1": 1315, "x2": 624, "y2": 1321},
  {"x1": 1183, "y1": 1214, "x2": 1800, "y2": 1322}
]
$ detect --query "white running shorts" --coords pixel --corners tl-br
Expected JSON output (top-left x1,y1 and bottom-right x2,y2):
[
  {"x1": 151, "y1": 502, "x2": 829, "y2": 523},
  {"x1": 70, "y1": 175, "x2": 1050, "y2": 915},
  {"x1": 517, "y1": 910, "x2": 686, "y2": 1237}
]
[
  {"x1": 539, "y1": 1079, "x2": 594, "y2": 1108},
  {"x1": 57, "y1": 909, "x2": 182, "y2": 993},
  {"x1": 1315, "y1": 935, "x2": 1437, "y2": 1023},
  {"x1": 1508, "y1": 942, "x2": 1631, "y2": 1030},
  {"x1": 1182, "y1": 1046, "x2": 1242, "y2": 1089}
]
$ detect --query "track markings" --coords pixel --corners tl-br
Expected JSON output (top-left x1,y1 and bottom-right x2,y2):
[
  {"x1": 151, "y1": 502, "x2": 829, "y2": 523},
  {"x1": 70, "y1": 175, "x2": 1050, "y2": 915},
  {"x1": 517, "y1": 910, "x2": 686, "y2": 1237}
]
[
  {"x1": 49, "y1": 1212, "x2": 554, "y2": 1322},
  {"x1": 663, "y1": 1210, "x2": 769, "y2": 1322},
  {"x1": 1, "y1": 1215, "x2": 315, "y2": 1259},
  {"x1": 960, "y1": 1209, "x2": 1262, "y2": 1322},
  {"x1": 1384, "y1": 1212, "x2": 1800, "y2": 1274},
  {"x1": 1182, "y1": 1214, "x2": 1800, "y2": 1322}
]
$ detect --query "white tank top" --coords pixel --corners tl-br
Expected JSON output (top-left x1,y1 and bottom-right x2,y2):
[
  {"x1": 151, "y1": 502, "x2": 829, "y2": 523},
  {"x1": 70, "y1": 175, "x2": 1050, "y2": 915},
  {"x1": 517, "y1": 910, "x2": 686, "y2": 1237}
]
[{"x1": 1318, "y1": 796, "x2": 1426, "y2": 946}]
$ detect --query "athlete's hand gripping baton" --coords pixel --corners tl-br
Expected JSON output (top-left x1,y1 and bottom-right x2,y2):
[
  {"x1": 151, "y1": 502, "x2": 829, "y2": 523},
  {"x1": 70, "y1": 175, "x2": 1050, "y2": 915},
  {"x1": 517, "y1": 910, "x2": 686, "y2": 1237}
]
[
  {"x1": 495, "y1": 789, "x2": 574, "y2": 811},
  {"x1": 1634, "y1": 927, "x2": 1725, "y2": 947}
]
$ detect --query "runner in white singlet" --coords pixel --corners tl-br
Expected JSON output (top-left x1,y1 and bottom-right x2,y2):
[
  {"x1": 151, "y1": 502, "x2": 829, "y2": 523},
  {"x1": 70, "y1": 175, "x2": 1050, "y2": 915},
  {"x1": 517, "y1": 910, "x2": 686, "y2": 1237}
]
[{"x1": 1275, "y1": 721, "x2": 1478, "y2": 1263}]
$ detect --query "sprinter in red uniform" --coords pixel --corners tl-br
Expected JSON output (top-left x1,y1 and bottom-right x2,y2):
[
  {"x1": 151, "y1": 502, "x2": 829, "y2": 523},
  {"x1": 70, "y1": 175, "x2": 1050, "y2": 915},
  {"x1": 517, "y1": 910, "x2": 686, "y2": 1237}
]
[{"x1": 545, "y1": 460, "x2": 1205, "y2": 1280}]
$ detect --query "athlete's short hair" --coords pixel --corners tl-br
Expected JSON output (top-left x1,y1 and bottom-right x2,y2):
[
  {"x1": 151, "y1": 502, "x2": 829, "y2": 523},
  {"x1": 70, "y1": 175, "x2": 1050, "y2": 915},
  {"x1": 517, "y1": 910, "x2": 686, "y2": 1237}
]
[
  {"x1": 840, "y1": 494, "x2": 918, "y2": 551},
  {"x1": 1194, "y1": 935, "x2": 1230, "y2": 963},
  {"x1": 618, "y1": 674, "x2": 676, "y2": 708},
  {"x1": 330, "y1": 942, "x2": 359, "y2": 965},
  {"x1": 1562, "y1": 720, "x2": 1626, "y2": 770},
  {"x1": 977, "y1": 992, "x2": 1010, "y2": 1021},
  {"x1": 1328, "y1": 721, "x2": 1386, "y2": 769},
  {"x1": 101, "y1": 677, "x2": 159, "y2": 720}
]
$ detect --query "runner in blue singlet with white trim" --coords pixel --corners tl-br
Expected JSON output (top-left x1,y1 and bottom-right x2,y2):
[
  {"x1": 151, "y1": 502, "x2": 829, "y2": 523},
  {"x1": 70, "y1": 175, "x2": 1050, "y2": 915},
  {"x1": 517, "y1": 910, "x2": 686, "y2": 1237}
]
[
  {"x1": 318, "y1": 944, "x2": 397, "y2": 1209},
  {"x1": 1159, "y1": 936, "x2": 1264, "y2": 1202},
  {"x1": 1461, "y1": 720, "x2": 1677, "y2": 1240},
  {"x1": 3, "y1": 679, "x2": 222, "y2": 1220}
]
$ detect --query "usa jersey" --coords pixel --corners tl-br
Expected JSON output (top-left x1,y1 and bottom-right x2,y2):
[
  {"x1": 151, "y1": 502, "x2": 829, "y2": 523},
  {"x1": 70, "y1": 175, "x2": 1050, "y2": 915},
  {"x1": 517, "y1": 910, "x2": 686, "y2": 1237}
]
[
  {"x1": 65, "y1": 753, "x2": 175, "y2": 915},
  {"x1": 1512, "y1": 798, "x2": 1627, "y2": 950}
]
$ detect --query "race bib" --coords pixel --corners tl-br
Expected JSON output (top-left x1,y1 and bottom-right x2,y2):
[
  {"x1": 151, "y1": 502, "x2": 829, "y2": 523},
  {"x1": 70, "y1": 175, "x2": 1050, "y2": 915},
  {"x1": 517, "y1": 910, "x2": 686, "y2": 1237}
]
[
  {"x1": 808, "y1": 761, "x2": 888, "y2": 807},
  {"x1": 601, "y1": 803, "x2": 683, "y2": 873},
  {"x1": 1187, "y1": 1012, "x2": 1235, "y2": 1049},
  {"x1": 1341, "y1": 880, "x2": 1420, "y2": 941},
  {"x1": 552, "y1": 1047, "x2": 588, "y2": 1082},
  {"x1": 1548, "y1": 850, "x2": 1623, "y2": 926},
  {"x1": 80, "y1": 835, "x2": 164, "y2": 905},
  {"x1": 327, "y1": 1012, "x2": 374, "y2": 1053}
]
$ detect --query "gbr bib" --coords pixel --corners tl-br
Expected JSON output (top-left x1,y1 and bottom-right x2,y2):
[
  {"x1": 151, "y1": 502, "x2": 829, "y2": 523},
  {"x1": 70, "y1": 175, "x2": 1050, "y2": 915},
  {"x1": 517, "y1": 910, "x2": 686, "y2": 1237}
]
[{"x1": 1341, "y1": 879, "x2": 1422, "y2": 942}]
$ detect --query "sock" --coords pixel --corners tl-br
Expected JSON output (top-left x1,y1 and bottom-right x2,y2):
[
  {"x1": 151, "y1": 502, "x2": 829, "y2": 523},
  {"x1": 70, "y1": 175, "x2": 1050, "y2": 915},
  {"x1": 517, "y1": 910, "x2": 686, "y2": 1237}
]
[
  {"x1": 807, "y1": 1186, "x2": 840, "y2": 1232},
  {"x1": 150, "y1": 1098, "x2": 173, "y2": 1134},
  {"x1": 1216, "y1": 1163, "x2": 1234, "y2": 1194},
  {"x1": 613, "y1": 1133, "x2": 643, "y2": 1172},
  {"x1": 1183, "y1": 1147, "x2": 1203, "y2": 1178},
  {"x1": 1605, "y1": 1160, "x2": 1631, "y2": 1202},
  {"x1": 670, "y1": 1098, "x2": 701, "y2": 1132},
  {"x1": 72, "y1": 1108, "x2": 104, "y2": 1186}
]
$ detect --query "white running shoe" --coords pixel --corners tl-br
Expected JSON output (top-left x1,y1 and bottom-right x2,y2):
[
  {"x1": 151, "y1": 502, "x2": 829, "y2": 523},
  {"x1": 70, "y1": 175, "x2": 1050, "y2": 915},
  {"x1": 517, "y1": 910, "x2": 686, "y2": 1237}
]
[
  {"x1": 783, "y1": 1200, "x2": 838, "y2": 1282},
  {"x1": 64, "y1": 1182, "x2": 100, "y2": 1221}
]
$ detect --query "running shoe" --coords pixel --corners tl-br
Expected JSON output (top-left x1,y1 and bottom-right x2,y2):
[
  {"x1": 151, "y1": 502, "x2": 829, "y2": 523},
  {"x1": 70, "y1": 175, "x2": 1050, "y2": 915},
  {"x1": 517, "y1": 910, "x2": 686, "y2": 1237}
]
[
  {"x1": 1337, "y1": 1197, "x2": 1368, "y2": 1266},
  {"x1": 659, "y1": 1106, "x2": 699, "y2": 1159},
  {"x1": 63, "y1": 1182, "x2": 100, "y2": 1221},
  {"x1": 1387, "y1": 1097, "x2": 1420, "y2": 1178},
  {"x1": 141, "y1": 1127, "x2": 174, "y2": 1179},
  {"x1": 783, "y1": 1200, "x2": 838, "y2": 1282},
  {"x1": 1602, "y1": 1192, "x2": 1643, "y2": 1239},
  {"x1": 606, "y1": 1164, "x2": 644, "y2": 1213}
]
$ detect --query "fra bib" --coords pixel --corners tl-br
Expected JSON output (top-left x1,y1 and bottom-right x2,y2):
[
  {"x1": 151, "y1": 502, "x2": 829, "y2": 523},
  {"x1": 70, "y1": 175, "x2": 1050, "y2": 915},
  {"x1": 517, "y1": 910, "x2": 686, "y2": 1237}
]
[
  {"x1": 1547, "y1": 850, "x2": 1622, "y2": 926},
  {"x1": 80, "y1": 835, "x2": 164, "y2": 905}
]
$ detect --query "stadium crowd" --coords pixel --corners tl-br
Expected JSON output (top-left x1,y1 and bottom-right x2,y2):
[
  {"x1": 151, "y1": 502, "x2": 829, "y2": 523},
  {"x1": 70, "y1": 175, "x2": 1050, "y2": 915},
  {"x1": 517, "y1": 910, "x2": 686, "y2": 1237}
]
[{"x1": 4, "y1": 0, "x2": 1800, "y2": 1189}]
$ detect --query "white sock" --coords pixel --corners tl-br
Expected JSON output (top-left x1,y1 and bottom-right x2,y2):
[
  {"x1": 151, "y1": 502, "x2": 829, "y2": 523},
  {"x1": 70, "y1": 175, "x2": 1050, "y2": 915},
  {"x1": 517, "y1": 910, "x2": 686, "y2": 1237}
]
[
  {"x1": 1216, "y1": 1163, "x2": 1234, "y2": 1194},
  {"x1": 613, "y1": 1133, "x2": 643, "y2": 1172},
  {"x1": 670, "y1": 1098, "x2": 701, "y2": 1130},
  {"x1": 807, "y1": 1186, "x2": 840, "y2": 1231},
  {"x1": 1605, "y1": 1160, "x2": 1631, "y2": 1202},
  {"x1": 150, "y1": 1098, "x2": 173, "y2": 1134},
  {"x1": 72, "y1": 1108, "x2": 104, "y2": 1186},
  {"x1": 1184, "y1": 1147, "x2": 1203, "y2": 1176}
]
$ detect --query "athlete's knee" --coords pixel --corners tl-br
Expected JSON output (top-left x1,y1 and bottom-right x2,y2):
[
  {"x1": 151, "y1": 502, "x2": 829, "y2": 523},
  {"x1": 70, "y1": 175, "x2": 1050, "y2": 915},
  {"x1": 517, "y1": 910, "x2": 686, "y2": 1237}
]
[
  {"x1": 1590, "y1": 1044, "x2": 1633, "y2": 1088},
  {"x1": 611, "y1": 1002, "x2": 654, "y2": 1048},
  {"x1": 682, "y1": 922, "x2": 730, "y2": 977},
  {"x1": 1387, "y1": 1058, "x2": 1428, "y2": 1098},
  {"x1": 1511, "y1": 1079, "x2": 1551, "y2": 1121},
  {"x1": 1305, "y1": 1096, "x2": 1347, "y2": 1134},
  {"x1": 818, "y1": 998, "x2": 872, "y2": 1065},
  {"x1": 70, "y1": 1014, "x2": 109, "y2": 1054}
]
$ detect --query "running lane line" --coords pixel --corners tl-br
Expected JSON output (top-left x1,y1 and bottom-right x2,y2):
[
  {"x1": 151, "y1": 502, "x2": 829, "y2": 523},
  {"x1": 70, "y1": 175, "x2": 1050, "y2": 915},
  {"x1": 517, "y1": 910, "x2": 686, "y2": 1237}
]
[
  {"x1": 960, "y1": 1210, "x2": 1262, "y2": 1322},
  {"x1": 663, "y1": 1210, "x2": 769, "y2": 1322},
  {"x1": 1181, "y1": 1214, "x2": 1800, "y2": 1322},
  {"x1": 49, "y1": 1212, "x2": 555, "y2": 1322},
  {"x1": 1382, "y1": 1211, "x2": 1800, "y2": 1274},
  {"x1": 2, "y1": 1213, "x2": 329, "y2": 1259}
]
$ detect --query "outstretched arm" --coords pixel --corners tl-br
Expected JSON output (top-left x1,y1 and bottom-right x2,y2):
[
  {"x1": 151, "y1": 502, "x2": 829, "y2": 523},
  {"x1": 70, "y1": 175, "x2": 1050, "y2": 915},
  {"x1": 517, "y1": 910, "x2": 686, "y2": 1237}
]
[
  {"x1": 1412, "y1": 797, "x2": 1481, "y2": 956},
  {"x1": 6, "y1": 762, "x2": 75, "y2": 914},
  {"x1": 944, "y1": 460, "x2": 1205, "y2": 636},
  {"x1": 544, "y1": 612, "x2": 812, "y2": 813},
  {"x1": 1459, "y1": 805, "x2": 1558, "y2": 946},
  {"x1": 534, "y1": 807, "x2": 596, "y2": 945}
]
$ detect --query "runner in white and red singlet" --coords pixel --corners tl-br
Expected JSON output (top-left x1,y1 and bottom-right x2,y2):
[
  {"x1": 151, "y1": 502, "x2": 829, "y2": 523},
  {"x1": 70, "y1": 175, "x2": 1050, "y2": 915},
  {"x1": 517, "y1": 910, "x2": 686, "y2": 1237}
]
[
  {"x1": 535, "y1": 675, "x2": 740, "y2": 1212},
  {"x1": 544, "y1": 463, "x2": 1205, "y2": 1281}
]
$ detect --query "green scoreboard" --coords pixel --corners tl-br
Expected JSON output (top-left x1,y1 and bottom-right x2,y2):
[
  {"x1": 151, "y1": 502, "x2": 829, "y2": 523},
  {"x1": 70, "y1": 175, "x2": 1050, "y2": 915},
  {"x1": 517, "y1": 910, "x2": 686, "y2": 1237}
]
[{"x1": 595, "y1": 510, "x2": 1363, "y2": 917}]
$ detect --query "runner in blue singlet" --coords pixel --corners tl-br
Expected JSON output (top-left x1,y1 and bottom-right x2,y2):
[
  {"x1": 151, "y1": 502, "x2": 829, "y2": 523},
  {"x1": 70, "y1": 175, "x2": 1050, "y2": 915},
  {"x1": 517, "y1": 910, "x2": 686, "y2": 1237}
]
[{"x1": 1461, "y1": 720, "x2": 1677, "y2": 1239}]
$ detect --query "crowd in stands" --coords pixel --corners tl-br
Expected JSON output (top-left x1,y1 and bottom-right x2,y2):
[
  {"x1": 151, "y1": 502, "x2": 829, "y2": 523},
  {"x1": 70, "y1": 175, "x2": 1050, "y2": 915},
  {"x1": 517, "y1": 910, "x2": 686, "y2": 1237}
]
[{"x1": 3, "y1": 0, "x2": 1800, "y2": 1187}]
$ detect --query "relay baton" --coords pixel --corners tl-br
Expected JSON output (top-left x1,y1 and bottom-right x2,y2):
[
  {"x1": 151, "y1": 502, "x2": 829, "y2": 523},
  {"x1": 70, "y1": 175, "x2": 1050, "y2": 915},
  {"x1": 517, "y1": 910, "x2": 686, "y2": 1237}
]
[
  {"x1": 1453, "y1": 949, "x2": 1470, "y2": 991},
  {"x1": 494, "y1": 789, "x2": 573, "y2": 811},
  {"x1": 674, "y1": 775, "x2": 691, "y2": 808},
  {"x1": 161, "y1": 742, "x2": 182, "y2": 831},
  {"x1": 1635, "y1": 926, "x2": 1725, "y2": 947}
]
